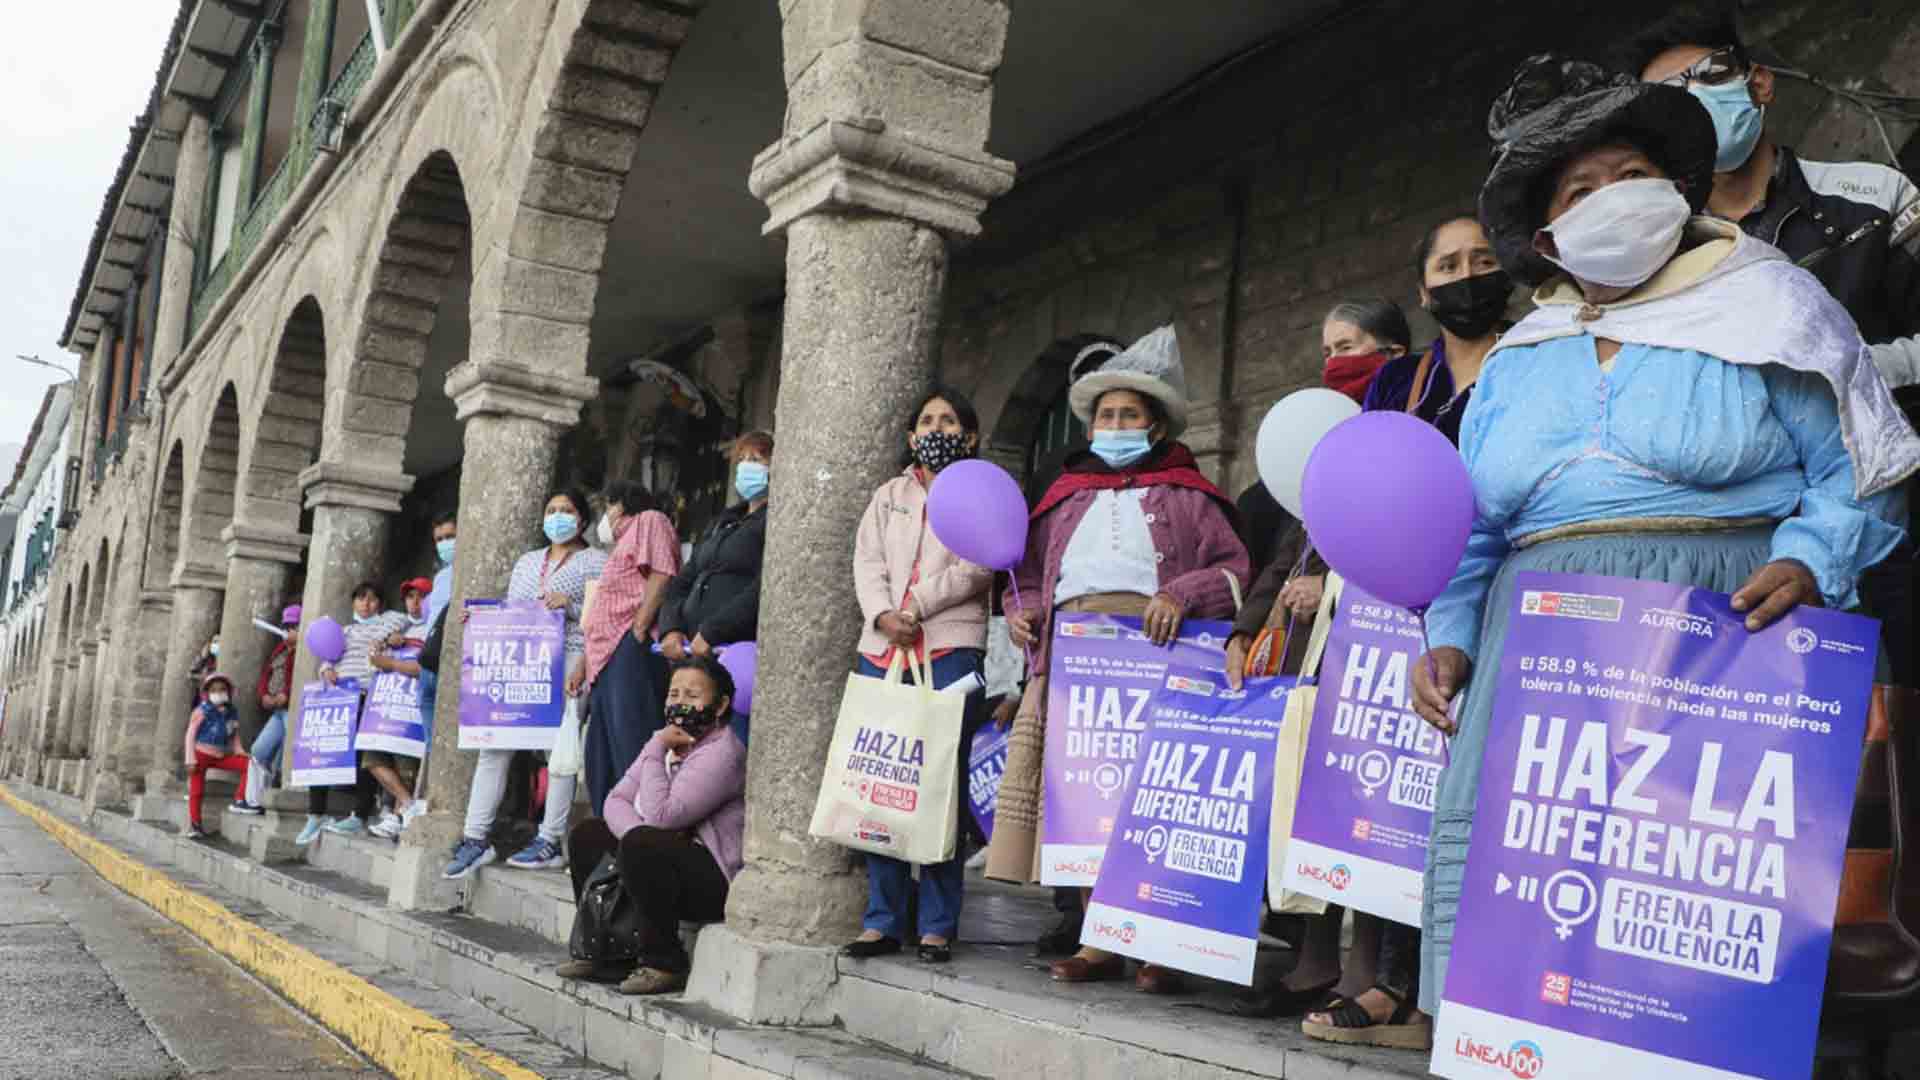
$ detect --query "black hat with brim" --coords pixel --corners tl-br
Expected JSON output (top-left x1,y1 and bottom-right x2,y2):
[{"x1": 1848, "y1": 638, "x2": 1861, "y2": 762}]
[{"x1": 1478, "y1": 54, "x2": 1718, "y2": 286}]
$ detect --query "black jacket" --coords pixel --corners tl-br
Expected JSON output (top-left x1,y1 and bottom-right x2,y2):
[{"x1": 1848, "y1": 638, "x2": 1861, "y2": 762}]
[
  {"x1": 1739, "y1": 148, "x2": 1920, "y2": 398},
  {"x1": 659, "y1": 503, "x2": 766, "y2": 646}
]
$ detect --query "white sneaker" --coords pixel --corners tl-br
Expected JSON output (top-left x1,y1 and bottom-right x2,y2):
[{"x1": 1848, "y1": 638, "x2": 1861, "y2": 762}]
[
  {"x1": 964, "y1": 848, "x2": 989, "y2": 871},
  {"x1": 400, "y1": 800, "x2": 427, "y2": 828},
  {"x1": 368, "y1": 812, "x2": 403, "y2": 840}
]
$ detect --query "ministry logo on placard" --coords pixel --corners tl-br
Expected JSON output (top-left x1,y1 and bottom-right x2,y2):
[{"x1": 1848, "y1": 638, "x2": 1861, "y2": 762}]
[
  {"x1": 1786, "y1": 628, "x2": 1818, "y2": 655},
  {"x1": 1519, "y1": 589, "x2": 1623, "y2": 623}
]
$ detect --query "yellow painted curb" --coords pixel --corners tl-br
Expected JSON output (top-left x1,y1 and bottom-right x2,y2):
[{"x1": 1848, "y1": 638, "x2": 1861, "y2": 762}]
[{"x1": 0, "y1": 785, "x2": 546, "y2": 1080}]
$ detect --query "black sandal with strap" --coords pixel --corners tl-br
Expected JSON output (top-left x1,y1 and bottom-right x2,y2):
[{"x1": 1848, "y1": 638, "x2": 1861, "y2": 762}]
[{"x1": 1300, "y1": 983, "x2": 1433, "y2": 1050}]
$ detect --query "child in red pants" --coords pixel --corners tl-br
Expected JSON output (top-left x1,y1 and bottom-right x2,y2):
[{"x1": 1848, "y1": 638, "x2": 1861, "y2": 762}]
[{"x1": 183, "y1": 672, "x2": 249, "y2": 839}]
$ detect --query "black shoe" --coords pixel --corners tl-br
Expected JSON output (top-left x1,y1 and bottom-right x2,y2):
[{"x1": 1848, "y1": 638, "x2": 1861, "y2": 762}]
[
  {"x1": 1033, "y1": 911, "x2": 1085, "y2": 956},
  {"x1": 1227, "y1": 978, "x2": 1339, "y2": 1018},
  {"x1": 840, "y1": 936, "x2": 902, "y2": 959},
  {"x1": 917, "y1": 941, "x2": 952, "y2": 964}
]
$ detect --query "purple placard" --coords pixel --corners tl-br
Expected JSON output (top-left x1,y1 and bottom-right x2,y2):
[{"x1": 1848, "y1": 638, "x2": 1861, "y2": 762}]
[
  {"x1": 1083, "y1": 665, "x2": 1292, "y2": 984},
  {"x1": 968, "y1": 724, "x2": 1009, "y2": 840},
  {"x1": 1282, "y1": 584, "x2": 1442, "y2": 926},
  {"x1": 355, "y1": 646, "x2": 425, "y2": 758},
  {"x1": 457, "y1": 602, "x2": 566, "y2": 750},
  {"x1": 1432, "y1": 572, "x2": 1874, "y2": 1080},
  {"x1": 290, "y1": 679, "x2": 362, "y2": 788},
  {"x1": 1042, "y1": 614, "x2": 1231, "y2": 886}
]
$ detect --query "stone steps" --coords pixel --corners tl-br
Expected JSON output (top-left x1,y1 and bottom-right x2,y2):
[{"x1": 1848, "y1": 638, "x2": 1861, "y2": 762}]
[{"x1": 13, "y1": 783, "x2": 964, "y2": 1080}]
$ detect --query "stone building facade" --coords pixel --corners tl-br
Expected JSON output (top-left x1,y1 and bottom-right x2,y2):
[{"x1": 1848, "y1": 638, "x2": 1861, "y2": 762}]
[
  {"x1": 6, "y1": 0, "x2": 1920, "y2": 1054},
  {"x1": 0, "y1": 384, "x2": 74, "y2": 760}
]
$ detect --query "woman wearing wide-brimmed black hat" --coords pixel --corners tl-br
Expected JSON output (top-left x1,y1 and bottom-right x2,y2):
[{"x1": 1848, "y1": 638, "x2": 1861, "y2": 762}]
[{"x1": 1408, "y1": 54, "x2": 1920, "y2": 1016}]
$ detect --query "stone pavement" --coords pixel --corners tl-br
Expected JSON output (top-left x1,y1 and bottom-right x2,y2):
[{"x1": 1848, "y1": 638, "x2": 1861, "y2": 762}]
[{"x1": 0, "y1": 799, "x2": 380, "y2": 1080}]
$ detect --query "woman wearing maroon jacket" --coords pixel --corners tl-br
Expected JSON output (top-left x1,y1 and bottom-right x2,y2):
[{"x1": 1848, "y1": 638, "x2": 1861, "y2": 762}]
[{"x1": 984, "y1": 325, "x2": 1250, "y2": 994}]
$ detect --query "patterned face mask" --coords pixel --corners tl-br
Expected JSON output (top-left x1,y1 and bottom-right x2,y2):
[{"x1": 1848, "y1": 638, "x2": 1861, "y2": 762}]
[
  {"x1": 665, "y1": 702, "x2": 720, "y2": 737},
  {"x1": 913, "y1": 430, "x2": 971, "y2": 474}
]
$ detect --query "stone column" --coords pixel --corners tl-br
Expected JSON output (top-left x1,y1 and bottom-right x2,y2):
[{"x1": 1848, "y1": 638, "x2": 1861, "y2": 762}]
[
  {"x1": 63, "y1": 638, "x2": 100, "y2": 792},
  {"x1": 152, "y1": 111, "x2": 211, "y2": 377},
  {"x1": 139, "y1": 567, "x2": 225, "y2": 802},
  {"x1": 685, "y1": 0, "x2": 1013, "y2": 1024},
  {"x1": 388, "y1": 361, "x2": 596, "y2": 911},
  {"x1": 216, "y1": 522, "x2": 308, "y2": 745},
  {"x1": 53, "y1": 645, "x2": 88, "y2": 760},
  {"x1": 285, "y1": 463, "x2": 412, "y2": 757},
  {"x1": 99, "y1": 590, "x2": 173, "y2": 802}
]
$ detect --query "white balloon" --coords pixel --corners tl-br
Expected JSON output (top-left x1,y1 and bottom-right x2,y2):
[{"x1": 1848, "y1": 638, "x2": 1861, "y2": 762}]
[{"x1": 1256, "y1": 389, "x2": 1361, "y2": 517}]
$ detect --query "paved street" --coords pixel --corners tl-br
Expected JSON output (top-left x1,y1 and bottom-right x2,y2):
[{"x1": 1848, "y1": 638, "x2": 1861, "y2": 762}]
[{"x1": 0, "y1": 801, "x2": 383, "y2": 1080}]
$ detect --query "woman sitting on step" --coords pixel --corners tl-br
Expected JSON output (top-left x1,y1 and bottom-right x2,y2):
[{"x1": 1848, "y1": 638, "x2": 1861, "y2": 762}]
[{"x1": 558, "y1": 655, "x2": 747, "y2": 995}]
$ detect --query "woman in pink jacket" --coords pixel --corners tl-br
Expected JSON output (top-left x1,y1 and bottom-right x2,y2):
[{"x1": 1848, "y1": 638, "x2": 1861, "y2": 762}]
[
  {"x1": 840, "y1": 387, "x2": 993, "y2": 965},
  {"x1": 556, "y1": 656, "x2": 746, "y2": 995}
]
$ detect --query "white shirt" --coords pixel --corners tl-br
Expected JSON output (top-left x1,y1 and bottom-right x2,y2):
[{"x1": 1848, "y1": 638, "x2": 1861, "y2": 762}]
[{"x1": 1053, "y1": 490, "x2": 1159, "y2": 604}]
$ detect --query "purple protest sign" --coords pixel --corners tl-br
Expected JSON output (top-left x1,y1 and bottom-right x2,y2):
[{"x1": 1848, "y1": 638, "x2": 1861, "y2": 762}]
[
  {"x1": 1042, "y1": 614, "x2": 1231, "y2": 886},
  {"x1": 1083, "y1": 664, "x2": 1292, "y2": 984},
  {"x1": 968, "y1": 724, "x2": 1009, "y2": 840},
  {"x1": 457, "y1": 602, "x2": 566, "y2": 750},
  {"x1": 355, "y1": 646, "x2": 425, "y2": 758},
  {"x1": 1281, "y1": 583, "x2": 1442, "y2": 926},
  {"x1": 290, "y1": 679, "x2": 362, "y2": 788},
  {"x1": 1432, "y1": 572, "x2": 1874, "y2": 1080}
]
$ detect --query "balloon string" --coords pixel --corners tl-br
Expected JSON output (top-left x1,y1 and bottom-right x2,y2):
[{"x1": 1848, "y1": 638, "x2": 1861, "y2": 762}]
[
  {"x1": 1416, "y1": 607, "x2": 1454, "y2": 762},
  {"x1": 1279, "y1": 541, "x2": 1314, "y2": 672},
  {"x1": 1007, "y1": 573, "x2": 1038, "y2": 675}
]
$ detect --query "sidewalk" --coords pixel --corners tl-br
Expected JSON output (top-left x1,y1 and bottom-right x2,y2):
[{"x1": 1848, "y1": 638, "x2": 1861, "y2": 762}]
[{"x1": 4, "y1": 779, "x2": 1429, "y2": 1079}]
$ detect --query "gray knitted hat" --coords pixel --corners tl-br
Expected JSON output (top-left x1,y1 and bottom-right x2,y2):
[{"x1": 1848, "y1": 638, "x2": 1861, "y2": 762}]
[{"x1": 1068, "y1": 325, "x2": 1189, "y2": 437}]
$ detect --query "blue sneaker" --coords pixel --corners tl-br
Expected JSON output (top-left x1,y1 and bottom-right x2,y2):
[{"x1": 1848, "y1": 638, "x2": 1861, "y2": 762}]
[
  {"x1": 323, "y1": 814, "x2": 365, "y2": 836},
  {"x1": 295, "y1": 815, "x2": 324, "y2": 846},
  {"x1": 442, "y1": 838, "x2": 496, "y2": 880},
  {"x1": 506, "y1": 838, "x2": 566, "y2": 870}
]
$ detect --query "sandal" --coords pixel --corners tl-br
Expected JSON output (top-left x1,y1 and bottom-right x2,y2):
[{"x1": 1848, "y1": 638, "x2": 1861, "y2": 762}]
[{"x1": 1301, "y1": 984, "x2": 1433, "y2": 1050}]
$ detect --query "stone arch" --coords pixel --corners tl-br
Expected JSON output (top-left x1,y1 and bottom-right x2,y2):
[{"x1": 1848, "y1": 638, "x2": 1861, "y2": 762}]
[
  {"x1": 242, "y1": 297, "x2": 328, "y2": 532},
  {"x1": 183, "y1": 386, "x2": 242, "y2": 572},
  {"x1": 330, "y1": 151, "x2": 473, "y2": 474},
  {"x1": 87, "y1": 536, "x2": 112, "y2": 630},
  {"x1": 983, "y1": 333, "x2": 1126, "y2": 486},
  {"x1": 71, "y1": 566, "x2": 91, "y2": 654},
  {"x1": 474, "y1": 0, "x2": 705, "y2": 376}
]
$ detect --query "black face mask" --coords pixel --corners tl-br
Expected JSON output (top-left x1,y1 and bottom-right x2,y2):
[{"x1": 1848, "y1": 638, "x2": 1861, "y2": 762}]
[
  {"x1": 1425, "y1": 269, "x2": 1513, "y2": 340},
  {"x1": 665, "y1": 702, "x2": 721, "y2": 738},
  {"x1": 912, "y1": 430, "x2": 970, "y2": 474}
]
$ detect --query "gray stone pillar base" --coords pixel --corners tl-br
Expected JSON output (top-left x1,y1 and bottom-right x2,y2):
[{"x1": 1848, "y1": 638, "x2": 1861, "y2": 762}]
[
  {"x1": 85, "y1": 771, "x2": 127, "y2": 813},
  {"x1": 387, "y1": 808, "x2": 465, "y2": 911},
  {"x1": 262, "y1": 788, "x2": 309, "y2": 813},
  {"x1": 132, "y1": 772, "x2": 183, "y2": 822},
  {"x1": 683, "y1": 924, "x2": 843, "y2": 1027},
  {"x1": 247, "y1": 810, "x2": 312, "y2": 863}
]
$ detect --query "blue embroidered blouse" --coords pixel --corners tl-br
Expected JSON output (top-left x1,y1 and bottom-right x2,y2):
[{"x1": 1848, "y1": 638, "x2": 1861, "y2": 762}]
[{"x1": 1425, "y1": 334, "x2": 1907, "y2": 659}]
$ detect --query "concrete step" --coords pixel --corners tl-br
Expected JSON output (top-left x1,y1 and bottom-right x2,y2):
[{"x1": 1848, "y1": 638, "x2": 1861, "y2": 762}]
[{"x1": 12, "y1": 783, "x2": 968, "y2": 1080}]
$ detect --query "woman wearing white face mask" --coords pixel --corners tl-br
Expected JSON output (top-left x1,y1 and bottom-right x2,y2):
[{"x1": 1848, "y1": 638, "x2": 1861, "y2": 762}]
[
  {"x1": 1407, "y1": 54, "x2": 1920, "y2": 1017},
  {"x1": 444, "y1": 486, "x2": 609, "y2": 879},
  {"x1": 576, "y1": 480, "x2": 681, "y2": 815},
  {"x1": 988, "y1": 325, "x2": 1251, "y2": 993}
]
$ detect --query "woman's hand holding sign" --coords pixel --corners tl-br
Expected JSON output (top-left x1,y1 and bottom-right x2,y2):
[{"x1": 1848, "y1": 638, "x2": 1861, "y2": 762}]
[{"x1": 1412, "y1": 646, "x2": 1470, "y2": 735}]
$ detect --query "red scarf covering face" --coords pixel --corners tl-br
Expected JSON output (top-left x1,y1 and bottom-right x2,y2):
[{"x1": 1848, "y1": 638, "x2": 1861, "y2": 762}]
[
  {"x1": 1323, "y1": 350, "x2": 1391, "y2": 403},
  {"x1": 1033, "y1": 441, "x2": 1233, "y2": 520}
]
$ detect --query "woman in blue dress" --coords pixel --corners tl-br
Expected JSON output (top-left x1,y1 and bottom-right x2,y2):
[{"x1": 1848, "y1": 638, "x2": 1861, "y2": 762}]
[{"x1": 1409, "y1": 54, "x2": 1920, "y2": 1018}]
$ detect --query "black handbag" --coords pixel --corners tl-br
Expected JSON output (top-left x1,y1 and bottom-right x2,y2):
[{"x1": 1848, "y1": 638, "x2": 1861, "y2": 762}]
[{"x1": 567, "y1": 854, "x2": 645, "y2": 965}]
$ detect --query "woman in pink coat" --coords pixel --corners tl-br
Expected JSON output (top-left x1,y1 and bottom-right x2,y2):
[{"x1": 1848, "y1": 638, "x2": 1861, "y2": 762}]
[
  {"x1": 556, "y1": 656, "x2": 746, "y2": 996},
  {"x1": 840, "y1": 387, "x2": 993, "y2": 965}
]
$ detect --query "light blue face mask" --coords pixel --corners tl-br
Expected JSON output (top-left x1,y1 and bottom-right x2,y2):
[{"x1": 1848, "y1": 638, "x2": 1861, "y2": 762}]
[
  {"x1": 436, "y1": 538, "x2": 456, "y2": 565},
  {"x1": 1690, "y1": 76, "x2": 1765, "y2": 172},
  {"x1": 735, "y1": 462, "x2": 769, "y2": 502},
  {"x1": 542, "y1": 513, "x2": 579, "y2": 544},
  {"x1": 1090, "y1": 429, "x2": 1153, "y2": 469}
]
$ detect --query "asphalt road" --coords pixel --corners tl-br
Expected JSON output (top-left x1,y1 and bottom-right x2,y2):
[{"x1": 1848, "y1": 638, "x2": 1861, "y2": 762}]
[{"x1": 0, "y1": 801, "x2": 384, "y2": 1080}]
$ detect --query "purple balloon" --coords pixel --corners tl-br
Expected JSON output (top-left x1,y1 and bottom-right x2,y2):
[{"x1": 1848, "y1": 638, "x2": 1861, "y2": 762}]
[
  {"x1": 1299, "y1": 412, "x2": 1475, "y2": 611},
  {"x1": 927, "y1": 459, "x2": 1029, "y2": 570},
  {"x1": 719, "y1": 641, "x2": 757, "y2": 716},
  {"x1": 304, "y1": 616, "x2": 346, "y2": 665}
]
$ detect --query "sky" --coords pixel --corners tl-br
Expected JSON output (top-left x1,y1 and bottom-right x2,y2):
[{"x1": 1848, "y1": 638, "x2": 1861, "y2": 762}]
[{"x1": 0, "y1": 3, "x2": 180, "y2": 454}]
